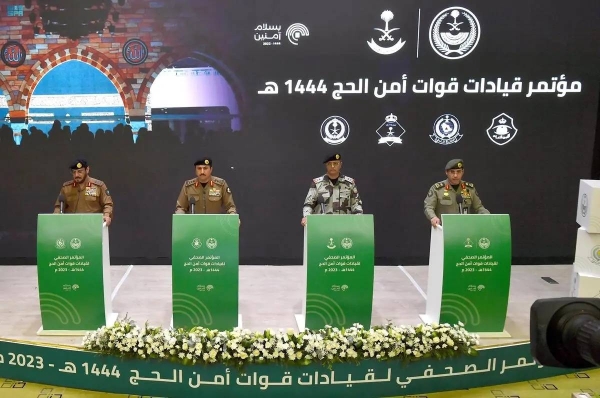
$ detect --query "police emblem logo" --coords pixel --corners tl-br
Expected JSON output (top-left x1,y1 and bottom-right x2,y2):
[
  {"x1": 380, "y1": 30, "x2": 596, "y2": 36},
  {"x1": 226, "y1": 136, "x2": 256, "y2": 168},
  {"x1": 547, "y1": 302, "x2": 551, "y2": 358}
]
[
  {"x1": 431, "y1": 114, "x2": 462, "y2": 145},
  {"x1": 429, "y1": 7, "x2": 480, "y2": 60},
  {"x1": 478, "y1": 237, "x2": 490, "y2": 250},
  {"x1": 367, "y1": 10, "x2": 406, "y2": 55},
  {"x1": 123, "y1": 38, "x2": 148, "y2": 66},
  {"x1": 55, "y1": 238, "x2": 66, "y2": 249},
  {"x1": 487, "y1": 113, "x2": 518, "y2": 146},
  {"x1": 191, "y1": 238, "x2": 202, "y2": 249},
  {"x1": 1, "y1": 41, "x2": 26, "y2": 68},
  {"x1": 376, "y1": 113, "x2": 405, "y2": 146},
  {"x1": 321, "y1": 116, "x2": 350, "y2": 145}
]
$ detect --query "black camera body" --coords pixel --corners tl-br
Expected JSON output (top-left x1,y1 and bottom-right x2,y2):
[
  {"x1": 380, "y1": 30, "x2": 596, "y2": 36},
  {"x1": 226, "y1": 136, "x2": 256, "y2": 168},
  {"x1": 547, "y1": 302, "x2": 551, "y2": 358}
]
[{"x1": 531, "y1": 297, "x2": 600, "y2": 368}]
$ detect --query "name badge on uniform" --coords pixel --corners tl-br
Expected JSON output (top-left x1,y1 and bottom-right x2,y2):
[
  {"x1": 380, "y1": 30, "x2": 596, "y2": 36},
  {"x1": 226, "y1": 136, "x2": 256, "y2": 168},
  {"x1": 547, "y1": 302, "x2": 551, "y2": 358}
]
[
  {"x1": 208, "y1": 189, "x2": 221, "y2": 197},
  {"x1": 85, "y1": 186, "x2": 98, "y2": 197}
]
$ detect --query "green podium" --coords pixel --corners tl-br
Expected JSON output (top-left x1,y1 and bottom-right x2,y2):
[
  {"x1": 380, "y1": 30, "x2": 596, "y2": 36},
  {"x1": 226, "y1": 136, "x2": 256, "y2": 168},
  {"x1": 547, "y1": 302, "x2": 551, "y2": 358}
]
[
  {"x1": 36, "y1": 214, "x2": 117, "y2": 335},
  {"x1": 171, "y1": 214, "x2": 240, "y2": 330},
  {"x1": 420, "y1": 214, "x2": 512, "y2": 337},
  {"x1": 296, "y1": 214, "x2": 375, "y2": 330}
]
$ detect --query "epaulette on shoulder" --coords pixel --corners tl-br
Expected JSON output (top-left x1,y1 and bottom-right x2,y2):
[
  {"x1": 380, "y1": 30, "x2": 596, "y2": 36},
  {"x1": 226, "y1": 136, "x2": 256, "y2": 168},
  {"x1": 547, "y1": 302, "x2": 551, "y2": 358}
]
[
  {"x1": 212, "y1": 177, "x2": 225, "y2": 185},
  {"x1": 342, "y1": 175, "x2": 355, "y2": 184},
  {"x1": 463, "y1": 181, "x2": 474, "y2": 188},
  {"x1": 63, "y1": 180, "x2": 74, "y2": 187},
  {"x1": 313, "y1": 176, "x2": 324, "y2": 184},
  {"x1": 89, "y1": 178, "x2": 104, "y2": 186},
  {"x1": 434, "y1": 181, "x2": 445, "y2": 189},
  {"x1": 185, "y1": 179, "x2": 196, "y2": 187}
]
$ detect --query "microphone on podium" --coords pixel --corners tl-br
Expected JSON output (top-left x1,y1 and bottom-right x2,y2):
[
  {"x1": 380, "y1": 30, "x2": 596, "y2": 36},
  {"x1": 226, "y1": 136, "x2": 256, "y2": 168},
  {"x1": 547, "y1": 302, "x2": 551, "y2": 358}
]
[
  {"x1": 456, "y1": 194, "x2": 464, "y2": 214},
  {"x1": 189, "y1": 197, "x2": 196, "y2": 214},
  {"x1": 58, "y1": 194, "x2": 66, "y2": 214}
]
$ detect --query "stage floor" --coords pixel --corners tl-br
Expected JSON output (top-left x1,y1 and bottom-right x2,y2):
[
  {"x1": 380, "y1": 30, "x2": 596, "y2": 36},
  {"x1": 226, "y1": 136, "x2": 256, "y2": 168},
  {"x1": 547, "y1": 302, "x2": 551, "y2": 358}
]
[{"x1": 0, "y1": 264, "x2": 572, "y2": 347}]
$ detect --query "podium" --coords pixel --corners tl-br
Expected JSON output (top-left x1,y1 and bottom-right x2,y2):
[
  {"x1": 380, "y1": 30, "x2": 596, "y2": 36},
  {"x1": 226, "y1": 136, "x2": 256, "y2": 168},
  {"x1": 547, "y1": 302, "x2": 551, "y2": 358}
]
[
  {"x1": 420, "y1": 214, "x2": 512, "y2": 337},
  {"x1": 295, "y1": 214, "x2": 374, "y2": 331},
  {"x1": 171, "y1": 214, "x2": 240, "y2": 330},
  {"x1": 36, "y1": 214, "x2": 117, "y2": 335}
]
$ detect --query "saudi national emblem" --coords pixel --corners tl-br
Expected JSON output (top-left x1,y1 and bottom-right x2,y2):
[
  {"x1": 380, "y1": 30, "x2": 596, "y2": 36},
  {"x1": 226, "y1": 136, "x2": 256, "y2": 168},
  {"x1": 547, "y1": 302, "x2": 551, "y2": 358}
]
[
  {"x1": 191, "y1": 238, "x2": 202, "y2": 249},
  {"x1": 367, "y1": 10, "x2": 406, "y2": 55},
  {"x1": 431, "y1": 114, "x2": 462, "y2": 145},
  {"x1": 429, "y1": 7, "x2": 480, "y2": 60},
  {"x1": 487, "y1": 113, "x2": 518, "y2": 146},
  {"x1": 321, "y1": 116, "x2": 350, "y2": 145},
  {"x1": 376, "y1": 113, "x2": 405, "y2": 146}
]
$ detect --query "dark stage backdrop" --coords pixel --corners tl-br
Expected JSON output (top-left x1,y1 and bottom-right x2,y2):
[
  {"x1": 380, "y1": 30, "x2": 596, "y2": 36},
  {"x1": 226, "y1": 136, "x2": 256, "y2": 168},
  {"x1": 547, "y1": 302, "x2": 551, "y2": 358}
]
[{"x1": 0, "y1": 0, "x2": 599, "y2": 265}]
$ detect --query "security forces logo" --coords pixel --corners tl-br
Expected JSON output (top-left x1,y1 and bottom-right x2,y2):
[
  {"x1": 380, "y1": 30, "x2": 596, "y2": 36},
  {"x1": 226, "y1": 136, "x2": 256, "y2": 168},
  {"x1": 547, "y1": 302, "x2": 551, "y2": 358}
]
[
  {"x1": 55, "y1": 238, "x2": 66, "y2": 249},
  {"x1": 367, "y1": 10, "x2": 406, "y2": 55},
  {"x1": 321, "y1": 116, "x2": 350, "y2": 145},
  {"x1": 431, "y1": 114, "x2": 462, "y2": 145},
  {"x1": 70, "y1": 238, "x2": 82, "y2": 250},
  {"x1": 478, "y1": 237, "x2": 490, "y2": 249},
  {"x1": 376, "y1": 113, "x2": 405, "y2": 146},
  {"x1": 191, "y1": 238, "x2": 202, "y2": 249},
  {"x1": 487, "y1": 113, "x2": 518, "y2": 146},
  {"x1": 589, "y1": 245, "x2": 600, "y2": 265},
  {"x1": 581, "y1": 194, "x2": 588, "y2": 217},
  {"x1": 429, "y1": 7, "x2": 480, "y2": 60},
  {"x1": 206, "y1": 238, "x2": 218, "y2": 250},
  {"x1": 341, "y1": 238, "x2": 353, "y2": 249}
]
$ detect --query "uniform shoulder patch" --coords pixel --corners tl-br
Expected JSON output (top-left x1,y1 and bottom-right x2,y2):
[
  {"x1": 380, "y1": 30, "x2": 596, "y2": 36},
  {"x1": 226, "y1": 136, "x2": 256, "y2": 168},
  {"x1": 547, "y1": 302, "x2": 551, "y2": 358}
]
[
  {"x1": 342, "y1": 175, "x2": 355, "y2": 184},
  {"x1": 212, "y1": 177, "x2": 225, "y2": 186},
  {"x1": 313, "y1": 176, "x2": 324, "y2": 184},
  {"x1": 89, "y1": 178, "x2": 104, "y2": 186},
  {"x1": 63, "y1": 180, "x2": 74, "y2": 187},
  {"x1": 464, "y1": 181, "x2": 474, "y2": 188},
  {"x1": 185, "y1": 179, "x2": 196, "y2": 187}
]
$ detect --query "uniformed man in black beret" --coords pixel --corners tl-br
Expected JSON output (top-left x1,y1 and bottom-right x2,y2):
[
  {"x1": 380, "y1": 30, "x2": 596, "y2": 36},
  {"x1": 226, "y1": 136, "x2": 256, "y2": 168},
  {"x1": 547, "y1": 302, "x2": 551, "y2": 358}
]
[
  {"x1": 301, "y1": 153, "x2": 363, "y2": 226},
  {"x1": 424, "y1": 159, "x2": 489, "y2": 228},
  {"x1": 53, "y1": 159, "x2": 114, "y2": 226},
  {"x1": 175, "y1": 157, "x2": 238, "y2": 216}
]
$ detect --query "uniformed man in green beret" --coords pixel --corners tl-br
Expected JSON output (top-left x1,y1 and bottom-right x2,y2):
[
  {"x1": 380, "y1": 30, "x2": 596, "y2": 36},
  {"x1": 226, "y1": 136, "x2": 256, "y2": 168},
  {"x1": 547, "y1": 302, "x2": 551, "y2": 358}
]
[
  {"x1": 424, "y1": 159, "x2": 489, "y2": 228},
  {"x1": 175, "y1": 157, "x2": 238, "y2": 216},
  {"x1": 301, "y1": 153, "x2": 363, "y2": 226},
  {"x1": 53, "y1": 159, "x2": 114, "y2": 226}
]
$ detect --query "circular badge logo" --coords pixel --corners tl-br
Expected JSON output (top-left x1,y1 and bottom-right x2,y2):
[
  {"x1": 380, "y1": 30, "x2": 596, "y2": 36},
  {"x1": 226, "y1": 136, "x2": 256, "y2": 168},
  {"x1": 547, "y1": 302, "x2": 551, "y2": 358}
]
[
  {"x1": 70, "y1": 238, "x2": 82, "y2": 250},
  {"x1": 478, "y1": 237, "x2": 490, "y2": 250},
  {"x1": 431, "y1": 114, "x2": 462, "y2": 145},
  {"x1": 123, "y1": 39, "x2": 148, "y2": 66},
  {"x1": 429, "y1": 7, "x2": 480, "y2": 60},
  {"x1": 206, "y1": 238, "x2": 218, "y2": 250},
  {"x1": 321, "y1": 116, "x2": 350, "y2": 145},
  {"x1": 591, "y1": 245, "x2": 600, "y2": 264},
  {"x1": 1, "y1": 41, "x2": 26, "y2": 68},
  {"x1": 191, "y1": 238, "x2": 202, "y2": 249}
]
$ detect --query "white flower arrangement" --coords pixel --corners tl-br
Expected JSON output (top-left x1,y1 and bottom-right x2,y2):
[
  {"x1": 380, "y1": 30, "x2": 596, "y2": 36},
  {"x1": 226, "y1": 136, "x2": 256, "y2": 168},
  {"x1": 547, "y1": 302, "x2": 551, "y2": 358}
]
[{"x1": 82, "y1": 318, "x2": 479, "y2": 367}]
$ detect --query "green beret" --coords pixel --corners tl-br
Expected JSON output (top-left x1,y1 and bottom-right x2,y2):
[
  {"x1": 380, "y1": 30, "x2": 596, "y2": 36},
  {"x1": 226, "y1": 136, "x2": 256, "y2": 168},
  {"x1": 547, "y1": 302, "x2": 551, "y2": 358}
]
[
  {"x1": 445, "y1": 159, "x2": 464, "y2": 170},
  {"x1": 194, "y1": 157, "x2": 212, "y2": 167},
  {"x1": 70, "y1": 159, "x2": 88, "y2": 170},
  {"x1": 323, "y1": 153, "x2": 342, "y2": 163}
]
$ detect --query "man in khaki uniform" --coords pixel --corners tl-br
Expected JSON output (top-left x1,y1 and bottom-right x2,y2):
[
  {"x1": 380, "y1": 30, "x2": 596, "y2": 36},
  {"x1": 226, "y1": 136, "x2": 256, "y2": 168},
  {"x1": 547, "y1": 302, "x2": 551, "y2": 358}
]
[
  {"x1": 424, "y1": 159, "x2": 489, "y2": 228},
  {"x1": 301, "y1": 153, "x2": 363, "y2": 226},
  {"x1": 175, "y1": 157, "x2": 237, "y2": 215},
  {"x1": 53, "y1": 159, "x2": 114, "y2": 226}
]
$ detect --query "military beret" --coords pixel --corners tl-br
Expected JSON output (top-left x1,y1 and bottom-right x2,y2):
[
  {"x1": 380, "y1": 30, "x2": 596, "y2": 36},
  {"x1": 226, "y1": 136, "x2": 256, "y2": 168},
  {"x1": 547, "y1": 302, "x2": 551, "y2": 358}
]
[
  {"x1": 323, "y1": 153, "x2": 342, "y2": 163},
  {"x1": 445, "y1": 159, "x2": 464, "y2": 170},
  {"x1": 194, "y1": 157, "x2": 212, "y2": 167},
  {"x1": 70, "y1": 159, "x2": 88, "y2": 170}
]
